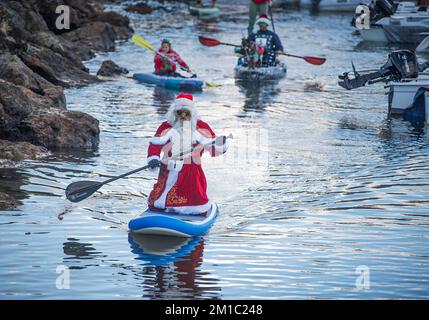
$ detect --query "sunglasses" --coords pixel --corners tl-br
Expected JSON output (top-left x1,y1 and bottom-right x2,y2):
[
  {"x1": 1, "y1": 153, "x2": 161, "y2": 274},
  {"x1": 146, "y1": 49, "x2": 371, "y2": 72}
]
[{"x1": 176, "y1": 109, "x2": 191, "y2": 117}]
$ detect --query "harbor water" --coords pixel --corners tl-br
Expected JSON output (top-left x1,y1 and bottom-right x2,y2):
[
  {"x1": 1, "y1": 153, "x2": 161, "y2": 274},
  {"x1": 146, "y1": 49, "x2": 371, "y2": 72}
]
[{"x1": 1, "y1": 3, "x2": 429, "y2": 299}]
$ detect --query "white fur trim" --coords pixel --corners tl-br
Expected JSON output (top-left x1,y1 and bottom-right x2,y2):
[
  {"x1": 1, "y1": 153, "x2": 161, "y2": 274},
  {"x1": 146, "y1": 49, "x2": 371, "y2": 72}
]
[
  {"x1": 174, "y1": 98, "x2": 194, "y2": 108},
  {"x1": 165, "y1": 201, "x2": 212, "y2": 215},
  {"x1": 256, "y1": 17, "x2": 270, "y2": 25},
  {"x1": 149, "y1": 130, "x2": 173, "y2": 145},
  {"x1": 194, "y1": 130, "x2": 215, "y2": 145}
]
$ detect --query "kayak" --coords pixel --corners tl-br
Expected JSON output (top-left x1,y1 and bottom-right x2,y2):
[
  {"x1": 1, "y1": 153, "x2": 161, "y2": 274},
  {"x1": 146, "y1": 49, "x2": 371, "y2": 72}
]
[
  {"x1": 128, "y1": 202, "x2": 219, "y2": 238},
  {"x1": 234, "y1": 63, "x2": 287, "y2": 81},
  {"x1": 133, "y1": 73, "x2": 204, "y2": 90},
  {"x1": 189, "y1": 6, "x2": 220, "y2": 18}
]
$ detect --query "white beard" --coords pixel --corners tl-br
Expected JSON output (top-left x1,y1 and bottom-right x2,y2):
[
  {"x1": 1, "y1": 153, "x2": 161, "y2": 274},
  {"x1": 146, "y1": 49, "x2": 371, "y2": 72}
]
[{"x1": 171, "y1": 120, "x2": 194, "y2": 158}]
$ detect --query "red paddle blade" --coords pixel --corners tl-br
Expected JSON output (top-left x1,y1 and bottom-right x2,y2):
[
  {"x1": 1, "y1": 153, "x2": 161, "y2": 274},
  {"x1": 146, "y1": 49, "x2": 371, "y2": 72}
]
[
  {"x1": 303, "y1": 56, "x2": 326, "y2": 65},
  {"x1": 198, "y1": 36, "x2": 222, "y2": 47}
]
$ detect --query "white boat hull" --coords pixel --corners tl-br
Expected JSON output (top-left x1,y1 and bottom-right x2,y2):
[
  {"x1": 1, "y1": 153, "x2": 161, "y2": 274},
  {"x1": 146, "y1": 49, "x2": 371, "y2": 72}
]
[
  {"x1": 359, "y1": 27, "x2": 388, "y2": 42},
  {"x1": 388, "y1": 75, "x2": 429, "y2": 120}
]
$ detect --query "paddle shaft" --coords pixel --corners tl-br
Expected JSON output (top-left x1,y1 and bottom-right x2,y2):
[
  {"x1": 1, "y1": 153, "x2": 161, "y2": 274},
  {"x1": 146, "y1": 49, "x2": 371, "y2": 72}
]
[
  {"x1": 71, "y1": 135, "x2": 231, "y2": 192},
  {"x1": 269, "y1": 6, "x2": 276, "y2": 34}
]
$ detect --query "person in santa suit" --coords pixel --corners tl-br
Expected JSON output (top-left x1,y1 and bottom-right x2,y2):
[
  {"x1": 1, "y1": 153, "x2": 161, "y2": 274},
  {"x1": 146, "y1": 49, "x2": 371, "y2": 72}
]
[{"x1": 146, "y1": 93, "x2": 228, "y2": 215}]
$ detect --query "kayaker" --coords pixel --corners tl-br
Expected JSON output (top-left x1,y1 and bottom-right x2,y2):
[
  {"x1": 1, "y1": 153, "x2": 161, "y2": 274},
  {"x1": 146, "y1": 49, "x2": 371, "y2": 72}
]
[
  {"x1": 154, "y1": 39, "x2": 191, "y2": 77},
  {"x1": 244, "y1": 14, "x2": 283, "y2": 67},
  {"x1": 146, "y1": 93, "x2": 228, "y2": 215},
  {"x1": 248, "y1": 0, "x2": 272, "y2": 35}
]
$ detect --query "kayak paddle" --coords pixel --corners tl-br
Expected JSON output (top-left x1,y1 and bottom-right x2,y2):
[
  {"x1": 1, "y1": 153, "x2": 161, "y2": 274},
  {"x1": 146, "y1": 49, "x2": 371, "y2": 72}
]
[
  {"x1": 65, "y1": 134, "x2": 233, "y2": 203},
  {"x1": 132, "y1": 34, "x2": 219, "y2": 88},
  {"x1": 198, "y1": 36, "x2": 240, "y2": 48},
  {"x1": 278, "y1": 52, "x2": 326, "y2": 65},
  {"x1": 198, "y1": 36, "x2": 326, "y2": 65}
]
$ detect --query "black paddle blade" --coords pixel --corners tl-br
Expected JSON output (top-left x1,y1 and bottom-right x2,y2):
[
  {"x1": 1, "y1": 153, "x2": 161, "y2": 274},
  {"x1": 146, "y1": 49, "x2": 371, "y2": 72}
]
[{"x1": 65, "y1": 180, "x2": 103, "y2": 203}]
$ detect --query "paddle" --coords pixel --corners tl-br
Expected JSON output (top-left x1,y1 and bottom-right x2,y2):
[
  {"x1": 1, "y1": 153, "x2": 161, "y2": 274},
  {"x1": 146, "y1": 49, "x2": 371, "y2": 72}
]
[
  {"x1": 65, "y1": 134, "x2": 233, "y2": 203},
  {"x1": 198, "y1": 36, "x2": 326, "y2": 65},
  {"x1": 198, "y1": 36, "x2": 240, "y2": 48},
  {"x1": 278, "y1": 53, "x2": 326, "y2": 65},
  {"x1": 132, "y1": 35, "x2": 218, "y2": 88},
  {"x1": 269, "y1": 5, "x2": 276, "y2": 34}
]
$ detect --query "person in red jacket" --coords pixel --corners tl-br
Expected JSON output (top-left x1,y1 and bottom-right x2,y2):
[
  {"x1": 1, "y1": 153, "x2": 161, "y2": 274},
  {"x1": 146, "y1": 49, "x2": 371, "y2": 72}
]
[
  {"x1": 146, "y1": 93, "x2": 228, "y2": 214},
  {"x1": 154, "y1": 39, "x2": 190, "y2": 77},
  {"x1": 248, "y1": 0, "x2": 272, "y2": 35}
]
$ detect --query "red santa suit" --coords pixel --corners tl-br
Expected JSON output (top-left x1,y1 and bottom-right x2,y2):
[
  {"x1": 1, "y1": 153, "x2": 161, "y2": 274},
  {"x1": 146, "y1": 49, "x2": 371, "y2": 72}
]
[{"x1": 147, "y1": 94, "x2": 228, "y2": 214}]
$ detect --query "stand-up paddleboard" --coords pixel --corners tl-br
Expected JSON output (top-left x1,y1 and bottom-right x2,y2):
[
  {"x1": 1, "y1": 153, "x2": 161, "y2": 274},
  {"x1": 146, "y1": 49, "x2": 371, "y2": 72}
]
[{"x1": 128, "y1": 202, "x2": 219, "y2": 237}]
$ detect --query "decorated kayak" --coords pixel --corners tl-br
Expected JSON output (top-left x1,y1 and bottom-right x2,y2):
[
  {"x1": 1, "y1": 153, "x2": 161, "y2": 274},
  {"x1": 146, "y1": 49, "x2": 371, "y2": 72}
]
[
  {"x1": 189, "y1": 6, "x2": 220, "y2": 17},
  {"x1": 133, "y1": 73, "x2": 204, "y2": 90},
  {"x1": 234, "y1": 63, "x2": 287, "y2": 81},
  {"x1": 128, "y1": 202, "x2": 219, "y2": 237}
]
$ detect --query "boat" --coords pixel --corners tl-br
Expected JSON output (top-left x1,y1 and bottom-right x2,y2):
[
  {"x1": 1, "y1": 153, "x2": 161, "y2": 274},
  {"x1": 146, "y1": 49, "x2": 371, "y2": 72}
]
[
  {"x1": 128, "y1": 202, "x2": 219, "y2": 237},
  {"x1": 189, "y1": 5, "x2": 220, "y2": 18},
  {"x1": 133, "y1": 73, "x2": 204, "y2": 91},
  {"x1": 234, "y1": 63, "x2": 287, "y2": 81},
  {"x1": 356, "y1": 2, "x2": 429, "y2": 43},
  {"x1": 387, "y1": 74, "x2": 429, "y2": 117},
  {"x1": 338, "y1": 50, "x2": 429, "y2": 123},
  {"x1": 300, "y1": 0, "x2": 362, "y2": 12}
]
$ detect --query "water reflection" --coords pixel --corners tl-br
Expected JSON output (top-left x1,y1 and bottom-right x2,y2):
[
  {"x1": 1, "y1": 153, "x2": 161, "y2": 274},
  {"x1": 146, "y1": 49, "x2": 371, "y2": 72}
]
[
  {"x1": 152, "y1": 86, "x2": 176, "y2": 114},
  {"x1": 129, "y1": 234, "x2": 221, "y2": 299},
  {"x1": 235, "y1": 79, "x2": 281, "y2": 112},
  {"x1": 62, "y1": 238, "x2": 106, "y2": 269}
]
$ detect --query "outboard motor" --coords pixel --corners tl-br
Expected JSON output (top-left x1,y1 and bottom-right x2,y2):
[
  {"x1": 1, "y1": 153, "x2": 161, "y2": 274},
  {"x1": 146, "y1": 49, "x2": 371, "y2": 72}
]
[
  {"x1": 351, "y1": 0, "x2": 396, "y2": 27},
  {"x1": 376, "y1": 0, "x2": 396, "y2": 16},
  {"x1": 338, "y1": 50, "x2": 418, "y2": 90}
]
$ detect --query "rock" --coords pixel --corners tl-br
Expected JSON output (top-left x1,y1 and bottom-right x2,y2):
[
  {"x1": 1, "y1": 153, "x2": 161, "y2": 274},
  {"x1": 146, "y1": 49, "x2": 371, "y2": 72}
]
[
  {"x1": 0, "y1": 53, "x2": 66, "y2": 108},
  {"x1": 0, "y1": 80, "x2": 99, "y2": 148},
  {"x1": 124, "y1": 2, "x2": 153, "y2": 15},
  {"x1": 22, "y1": 109, "x2": 100, "y2": 149},
  {"x1": 0, "y1": 139, "x2": 49, "y2": 162},
  {"x1": 0, "y1": 192, "x2": 20, "y2": 210},
  {"x1": 0, "y1": 79, "x2": 60, "y2": 141},
  {"x1": 0, "y1": 0, "x2": 133, "y2": 158},
  {"x1": 30, "y1": 31, "x2": 92, "y2": 66},
  {"x1": 19, "y1": 43, "x2": 99, "y2": 87},
  {"x1": 61, "y1": 21, "x2": 132, "y2": 54},
  {"x1": 97, "y1": 60, "x2": 128, "y2": 77},
  {"x1": 34, "y1": 0, "x2": 103, "y2": 33}
]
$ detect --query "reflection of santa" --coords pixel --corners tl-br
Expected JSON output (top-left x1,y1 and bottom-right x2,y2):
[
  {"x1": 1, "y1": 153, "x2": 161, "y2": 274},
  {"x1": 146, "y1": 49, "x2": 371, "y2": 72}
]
[{"x1": 146, "y1": 93, "x2": 228, "y2": 214}]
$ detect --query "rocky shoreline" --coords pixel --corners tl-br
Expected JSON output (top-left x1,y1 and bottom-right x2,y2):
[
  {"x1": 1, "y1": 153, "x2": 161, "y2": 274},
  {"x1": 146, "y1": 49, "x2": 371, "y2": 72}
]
[{"x1": 0, "y1": 0, "x2": 136, "y2": 209}]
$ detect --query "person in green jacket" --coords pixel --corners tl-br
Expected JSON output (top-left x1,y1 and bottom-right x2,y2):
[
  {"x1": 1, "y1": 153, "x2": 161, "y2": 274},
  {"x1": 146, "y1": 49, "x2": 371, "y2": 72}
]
[{"x1": 248, "y1": 0, "x2": 272, "y2": 35}]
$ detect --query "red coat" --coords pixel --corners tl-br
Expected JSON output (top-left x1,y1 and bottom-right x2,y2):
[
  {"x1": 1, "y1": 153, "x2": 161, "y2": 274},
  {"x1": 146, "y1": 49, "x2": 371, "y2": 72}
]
[
  {"x1": 154, "y1": 49, "x2": 188, "y2": 74},
  {"x1": 147, "y1": 120, "x2": 227, "y2": 213},
  {"x1": 253, "y1": 0, "x2": 270, "y2": 3}
]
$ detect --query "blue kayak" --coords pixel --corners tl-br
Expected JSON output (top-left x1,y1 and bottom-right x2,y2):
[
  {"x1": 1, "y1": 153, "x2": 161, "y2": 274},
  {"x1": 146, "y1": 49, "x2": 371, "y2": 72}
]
[
  {"x1": 128, "y1": 203, "x2": 219, "y2": 238},
  {"x1": 133, "y1": 73, "x2": 204, "y2": 90}
]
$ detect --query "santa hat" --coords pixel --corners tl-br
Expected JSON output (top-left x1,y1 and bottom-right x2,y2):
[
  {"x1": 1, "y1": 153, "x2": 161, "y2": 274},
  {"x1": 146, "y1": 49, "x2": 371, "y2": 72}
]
[
  {"x1": 167, "y1": 93, "x2": 200, "y2": 129},
  {"x1": 255, "y1": 14, "x2": 270, "y2": 26}
]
